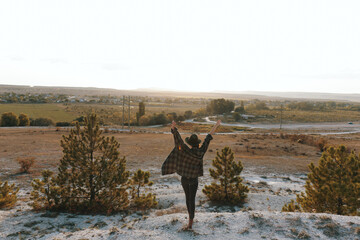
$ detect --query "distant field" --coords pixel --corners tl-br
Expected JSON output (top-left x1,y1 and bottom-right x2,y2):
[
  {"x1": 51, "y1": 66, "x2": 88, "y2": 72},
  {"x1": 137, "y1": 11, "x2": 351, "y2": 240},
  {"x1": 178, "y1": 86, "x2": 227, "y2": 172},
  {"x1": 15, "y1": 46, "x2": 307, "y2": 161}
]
[
  {"x1": 245, "y1": 109, "x2": 360, "y2": 123},
  {"x1": 0, "y1": 102, "x2": 201, "y2": 126},
  {"x1": 144, "y1": 103, "x2": 205, "y2": 114},
  {"x1": 65, "y1": 102, "x2": 204, "y2": 126},
  {"x1": 2, "y1": 103, "x2": 360, "y2": 125},
  {"x1": 0, "y1": 104, "x2": 76, "y2": 122}
]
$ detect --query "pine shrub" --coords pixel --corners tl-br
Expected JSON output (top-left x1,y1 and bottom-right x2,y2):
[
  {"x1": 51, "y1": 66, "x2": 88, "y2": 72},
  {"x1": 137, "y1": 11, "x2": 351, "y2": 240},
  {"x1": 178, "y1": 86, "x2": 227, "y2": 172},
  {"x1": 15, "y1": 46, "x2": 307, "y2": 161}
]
[
  {"x1": 129, "y1": 169, "x2": 157, "y2": 210},
  {"x1": 202, "y1": 147, "x2": 249, "y2": 205},
  {"x1": 282, "y1": 145, "x2": 360, "y2": 216},
  {"x1": 31, "y1": 114, "x2": 129, "y2": 214},
  {"x1": 0, "y1": 181, "x2": 19, "y2": 209},
  {"x1": 30, "y1": 170, "x2": 58, "y2": 210},
  {"x1": 282, "y1": 199, "x2": 301, "y2": 212}
]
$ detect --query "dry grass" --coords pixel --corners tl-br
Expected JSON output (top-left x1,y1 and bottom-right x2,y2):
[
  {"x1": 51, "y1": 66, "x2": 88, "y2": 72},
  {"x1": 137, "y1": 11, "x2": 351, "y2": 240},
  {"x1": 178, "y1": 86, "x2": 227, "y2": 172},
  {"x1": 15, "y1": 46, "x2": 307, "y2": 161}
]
[
  {"x1": 155, "y1": 206, "x2": 186, "y2": 216},
  {"x1": 1, "y1": 127, "x2": 360, "y2": 189},
  {"x1": 246, "y1": 109, "x2": 360, "y2": 123},
  {"x1": 282, "y1": 134, "x2": 329, "y2": 151},
  {"x1": 176, "y1": 122, "x2": 247, "y2": 133},
  {"x1": 297, "y1": 230, "x2": 311, "y2": 239}
]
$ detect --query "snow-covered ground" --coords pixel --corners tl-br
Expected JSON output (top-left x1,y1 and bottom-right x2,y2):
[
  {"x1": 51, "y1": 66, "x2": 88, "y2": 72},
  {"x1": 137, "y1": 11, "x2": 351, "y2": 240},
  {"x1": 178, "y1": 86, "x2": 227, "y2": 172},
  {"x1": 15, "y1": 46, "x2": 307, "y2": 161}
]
[{"x1": 1, "y1": 172, "x2": 360, "y2": 239}]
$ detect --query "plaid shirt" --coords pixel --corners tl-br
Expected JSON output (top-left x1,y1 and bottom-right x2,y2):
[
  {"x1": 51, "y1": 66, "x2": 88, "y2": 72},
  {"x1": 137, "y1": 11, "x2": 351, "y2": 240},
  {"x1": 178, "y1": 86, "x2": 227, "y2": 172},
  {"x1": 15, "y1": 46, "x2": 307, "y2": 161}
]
[{"x1": 161, "y1": 127, "x2": 213, "y2": 178}]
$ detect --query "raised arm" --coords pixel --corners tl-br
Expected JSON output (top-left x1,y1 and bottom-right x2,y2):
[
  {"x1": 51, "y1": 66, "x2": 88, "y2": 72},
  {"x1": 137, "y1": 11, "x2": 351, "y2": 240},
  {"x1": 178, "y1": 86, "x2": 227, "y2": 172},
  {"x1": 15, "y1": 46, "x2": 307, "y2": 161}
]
[
  {"x1": 209, "y1": 120, "x2": 221, "y2": 135},
  {"x1": 199, "y1": 120, "x2": 221, "y2": 153},
  {"x1": 171, "y1": 120, "x2": 176, "y2": 130},
  {"x1": 171, "y1": 121, "x2": 185, "y2": 149}
]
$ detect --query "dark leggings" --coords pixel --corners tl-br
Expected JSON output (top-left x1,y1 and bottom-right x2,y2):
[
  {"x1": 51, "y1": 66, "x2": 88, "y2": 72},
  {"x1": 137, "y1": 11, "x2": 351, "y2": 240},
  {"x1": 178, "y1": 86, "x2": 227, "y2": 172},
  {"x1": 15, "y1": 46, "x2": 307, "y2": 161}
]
[{"x1": 181, "y1": 177, "x2": 198, "y2": 220}]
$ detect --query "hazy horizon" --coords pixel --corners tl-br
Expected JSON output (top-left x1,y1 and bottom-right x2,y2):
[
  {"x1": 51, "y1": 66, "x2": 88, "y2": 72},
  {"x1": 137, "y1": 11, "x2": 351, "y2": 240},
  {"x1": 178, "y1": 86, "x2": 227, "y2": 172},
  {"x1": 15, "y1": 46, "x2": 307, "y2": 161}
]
[
  {"x1": 1, "y1": 1, "x2": 360, "y2": 93},
  {"x1": 3, "y1": 83, "x2": 360, "y2": 97}
]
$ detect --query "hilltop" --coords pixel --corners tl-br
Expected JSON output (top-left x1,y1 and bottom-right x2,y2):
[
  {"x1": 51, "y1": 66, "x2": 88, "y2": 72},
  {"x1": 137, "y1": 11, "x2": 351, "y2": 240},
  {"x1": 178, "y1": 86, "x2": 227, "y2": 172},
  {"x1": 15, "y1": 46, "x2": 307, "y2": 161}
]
[{"x1": 2, "y1": 84, "x2": 360, "y2": 102}]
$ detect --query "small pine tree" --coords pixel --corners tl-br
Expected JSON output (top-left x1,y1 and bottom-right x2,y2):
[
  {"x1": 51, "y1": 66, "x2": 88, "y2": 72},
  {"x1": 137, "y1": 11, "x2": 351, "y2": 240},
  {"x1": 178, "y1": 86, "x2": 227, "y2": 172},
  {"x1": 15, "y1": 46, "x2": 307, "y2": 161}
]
[
  {"x1": 30, "y1": 170, "x2": 59, "y2": 210},
  {"x1": 0, "y1": 181, "x2": 19, "y2": 209},
  {"x1": 31, "y1": 114, "x2": 130, "y2": 213},
  {"x1": 202, "y1": 147, "x2": 249, "y2": 205},
  {"x1": 129, "y1": 169, "x2": 157, "y2": 210},
  {"x1": 282, "y1": 145, "x2": 360, "y2": 216}
]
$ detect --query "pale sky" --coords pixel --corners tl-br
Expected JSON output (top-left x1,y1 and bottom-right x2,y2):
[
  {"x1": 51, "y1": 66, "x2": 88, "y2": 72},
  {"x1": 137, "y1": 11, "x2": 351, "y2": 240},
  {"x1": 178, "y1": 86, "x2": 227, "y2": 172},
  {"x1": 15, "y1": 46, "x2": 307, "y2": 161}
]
[{"x1": 1, "y1": 0, "x2": 360, "y2": 93}]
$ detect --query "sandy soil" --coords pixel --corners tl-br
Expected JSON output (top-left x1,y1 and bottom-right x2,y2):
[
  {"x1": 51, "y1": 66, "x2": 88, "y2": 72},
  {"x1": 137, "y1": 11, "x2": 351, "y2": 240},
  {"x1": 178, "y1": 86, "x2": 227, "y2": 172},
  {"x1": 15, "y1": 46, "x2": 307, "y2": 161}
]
[{"x1": 1, "y1": 127, "x2": 360, "y2": 239}]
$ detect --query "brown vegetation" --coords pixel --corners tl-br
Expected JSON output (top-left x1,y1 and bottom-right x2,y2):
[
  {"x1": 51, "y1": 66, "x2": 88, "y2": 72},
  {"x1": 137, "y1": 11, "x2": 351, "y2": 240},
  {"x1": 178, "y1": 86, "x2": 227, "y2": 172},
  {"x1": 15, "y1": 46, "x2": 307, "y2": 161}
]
[
  {"x1": 282, "y1": 133, "x2": 328, "y2": 152},
  {"x1": 1, "y1": 127, "x2": 360, "y2": 190},
  {"x1": 16, "y1": 157, "x2": 35, "y2": 173}
]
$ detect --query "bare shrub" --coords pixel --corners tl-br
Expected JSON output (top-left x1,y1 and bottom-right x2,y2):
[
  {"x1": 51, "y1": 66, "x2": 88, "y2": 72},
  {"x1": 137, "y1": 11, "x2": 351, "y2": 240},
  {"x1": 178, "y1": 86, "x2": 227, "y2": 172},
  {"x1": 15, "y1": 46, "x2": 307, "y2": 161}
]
[
  {"x1": 317, "y1": 222, "x2": 341, "y2": 238},
  {"x1": 286, "y1": 134, "x2": 329, "y2": 151},
  {"x1": 16, "y1": 157, "x2": 35, "y2": 173},
  {"x1": 297, "y1": 230, "x2": 311, "y2": 239},
  {"x1": 238, "y1": 227, "x2": 249, "y2": 234},
  {"x1": 316, "y1": 138, "x2": 328, "y2": 152},
  {"x1": 233, "y1": 146, "x2": 241, "y2": 153},
  {"x1": 280, "y1": 132, "x2": 285, "y2": 139},
  {"x1": 319, "y1": 215, "x2": 332, "y2": 221},
  {"x1": 192, "y1": 125, "x2": 200, "y2": 133}
]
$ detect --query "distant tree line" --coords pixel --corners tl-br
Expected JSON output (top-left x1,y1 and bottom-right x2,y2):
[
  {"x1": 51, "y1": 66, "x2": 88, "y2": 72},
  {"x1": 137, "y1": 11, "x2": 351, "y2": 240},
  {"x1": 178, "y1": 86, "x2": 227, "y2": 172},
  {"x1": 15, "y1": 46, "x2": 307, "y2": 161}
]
[
  {"x1": 0, "y1": 106, "x2": 195, "y2": 127},
  {"x1": 247, "y1": 100, "x2": 360, "y2": 112},
  {"x1": 0, "y1": 112, "x2": 55, "y2": 127},
  {"x1": 137, "y1": 102, "x2": 194, "y2": 126},
  {"x1": 206, "y1": 98, "x2": 235, "y2": 114},
  {"x1": 138, "y1": 112, "x2": 189, "y2": 126},
  {"x1": 285, "y1": 101, "x2": 360, "y2": 111}
]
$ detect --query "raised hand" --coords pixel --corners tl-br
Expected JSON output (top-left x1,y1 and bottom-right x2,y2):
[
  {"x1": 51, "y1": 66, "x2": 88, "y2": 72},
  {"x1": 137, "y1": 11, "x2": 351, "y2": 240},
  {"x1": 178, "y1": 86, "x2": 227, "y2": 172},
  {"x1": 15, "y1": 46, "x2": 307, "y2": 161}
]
[
  {"x1": 209, "y1": 119, "x2": 221, "y2": 135},
  {"x1": 171, "y1": 120, "x2": 176, "y2": 129}
]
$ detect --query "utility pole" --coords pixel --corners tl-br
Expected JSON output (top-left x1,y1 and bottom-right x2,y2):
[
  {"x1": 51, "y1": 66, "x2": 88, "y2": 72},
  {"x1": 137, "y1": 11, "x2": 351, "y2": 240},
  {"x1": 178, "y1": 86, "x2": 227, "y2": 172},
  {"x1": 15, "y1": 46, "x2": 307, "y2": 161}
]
[
  {"x1": 128, "y1": 96, "x2": 131, "y2": 129},
  {"x1": 280, "y1": 104, "x2": 283, "y2": 130},
  {"x1": 122, "y1": 96, "x2": 125, "y2": 129}
]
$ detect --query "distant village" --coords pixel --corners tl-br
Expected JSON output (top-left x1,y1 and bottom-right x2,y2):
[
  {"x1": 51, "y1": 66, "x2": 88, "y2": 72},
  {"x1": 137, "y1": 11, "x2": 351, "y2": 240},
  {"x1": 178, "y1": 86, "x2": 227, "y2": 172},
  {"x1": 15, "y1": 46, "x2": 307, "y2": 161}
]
[{"x1": 0, "y1": 92, "x2": 211, "y2": 105}]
